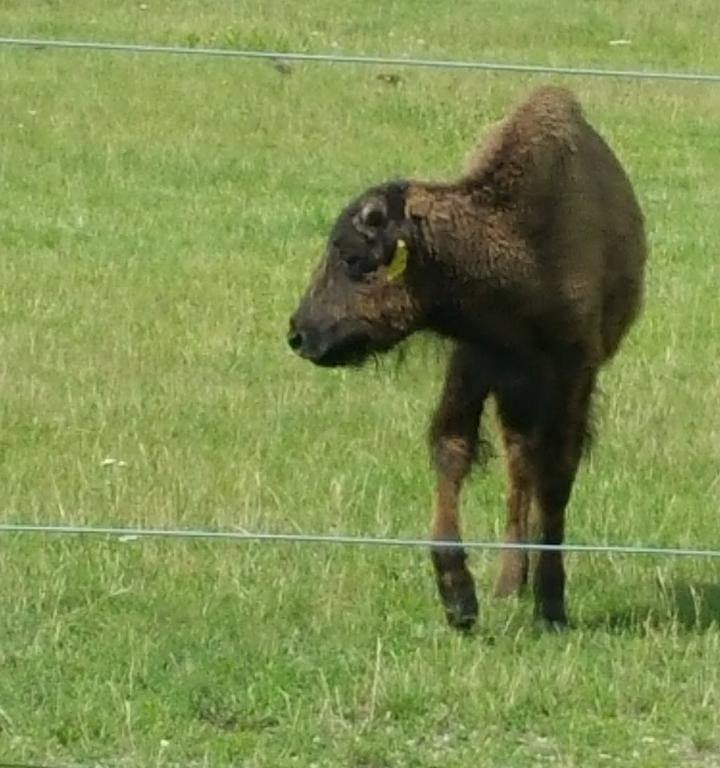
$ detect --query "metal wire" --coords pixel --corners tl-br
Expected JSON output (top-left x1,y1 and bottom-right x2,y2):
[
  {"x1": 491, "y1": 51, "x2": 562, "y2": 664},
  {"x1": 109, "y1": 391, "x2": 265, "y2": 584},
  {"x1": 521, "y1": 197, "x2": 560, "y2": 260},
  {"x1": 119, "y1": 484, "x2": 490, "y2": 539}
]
[
  {"x1": 2, "y1": 522, "x2": 720, "y2": 559},
  {"x1": 1, "y1": 37, "x2": 720, "y2": 84}
]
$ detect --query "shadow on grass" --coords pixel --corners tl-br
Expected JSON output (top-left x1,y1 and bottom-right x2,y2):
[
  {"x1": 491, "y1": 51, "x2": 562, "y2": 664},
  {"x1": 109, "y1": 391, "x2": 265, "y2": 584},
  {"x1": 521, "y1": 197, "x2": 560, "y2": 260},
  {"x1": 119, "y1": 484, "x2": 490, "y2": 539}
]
[
  {"x1": 670, "y1": 581, "x2": 720, "y2": 630},
  {"x1": 585, "y1": 581, "x2": 720, "y2": 634}
]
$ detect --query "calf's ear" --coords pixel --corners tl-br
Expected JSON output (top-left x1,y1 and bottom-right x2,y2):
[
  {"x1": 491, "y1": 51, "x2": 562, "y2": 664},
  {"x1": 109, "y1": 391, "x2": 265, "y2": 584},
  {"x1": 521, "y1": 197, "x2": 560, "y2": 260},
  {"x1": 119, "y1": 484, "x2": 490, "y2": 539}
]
[
  {"x1": 360, "y1": 200, "x2": 387, "y2": 228},
  {"x1": 352, "y1": 198, "x2": 387, "y2": 238}
]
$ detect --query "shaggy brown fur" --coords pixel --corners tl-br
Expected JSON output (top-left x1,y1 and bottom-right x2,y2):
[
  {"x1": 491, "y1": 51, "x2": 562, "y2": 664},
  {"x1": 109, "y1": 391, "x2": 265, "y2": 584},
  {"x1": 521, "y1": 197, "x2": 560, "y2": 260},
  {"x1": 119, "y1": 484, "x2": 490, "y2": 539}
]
[{"x1": 288, "y1": 86, "x2": 647, "y2": 630}]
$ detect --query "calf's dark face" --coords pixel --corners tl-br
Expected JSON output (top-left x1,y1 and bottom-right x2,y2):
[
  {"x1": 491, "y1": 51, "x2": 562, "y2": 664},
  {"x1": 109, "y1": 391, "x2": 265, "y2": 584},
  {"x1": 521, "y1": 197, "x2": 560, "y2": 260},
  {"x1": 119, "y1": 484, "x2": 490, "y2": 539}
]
[{"x1": 288, "y1": 185, "x2": 422, "y2": 367}]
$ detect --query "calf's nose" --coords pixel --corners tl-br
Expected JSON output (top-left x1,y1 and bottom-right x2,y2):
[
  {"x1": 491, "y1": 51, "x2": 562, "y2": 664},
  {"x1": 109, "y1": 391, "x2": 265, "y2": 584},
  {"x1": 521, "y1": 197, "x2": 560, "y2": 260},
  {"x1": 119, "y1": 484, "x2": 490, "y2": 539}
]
[
  {"x1": 287, "y1": 328, "x2": 305, "y2": 353},
  {"x1": 287, "y1": 314, "x2": 308, "y2": 356}
]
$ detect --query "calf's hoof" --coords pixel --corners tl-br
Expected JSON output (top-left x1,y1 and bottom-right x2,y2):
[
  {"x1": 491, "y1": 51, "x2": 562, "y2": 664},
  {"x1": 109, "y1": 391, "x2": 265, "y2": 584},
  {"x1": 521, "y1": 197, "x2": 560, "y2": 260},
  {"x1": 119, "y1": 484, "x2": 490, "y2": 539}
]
[
  {"x1": 534, "y1": 617, "x2": 571, "y2": 634},
  {"x1": 534, "y1": 600, "x2": 569, "y2": 631},
  {"x1": 431, "y1": 547, "x2": 479, "y2": 632}
]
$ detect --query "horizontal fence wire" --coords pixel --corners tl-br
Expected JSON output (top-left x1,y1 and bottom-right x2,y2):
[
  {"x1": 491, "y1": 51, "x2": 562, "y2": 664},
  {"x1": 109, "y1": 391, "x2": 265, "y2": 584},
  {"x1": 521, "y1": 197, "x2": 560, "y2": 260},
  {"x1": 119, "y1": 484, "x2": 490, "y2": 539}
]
[
  {"x1": 0, "y1": 35, "x2": 718, "y2": 565},
  {"x1": 1, "y1": 37, "x2": 720, "y2": 84},
  {"x1": 2, "y1": 523, "x2": 720, "y2": 559}
]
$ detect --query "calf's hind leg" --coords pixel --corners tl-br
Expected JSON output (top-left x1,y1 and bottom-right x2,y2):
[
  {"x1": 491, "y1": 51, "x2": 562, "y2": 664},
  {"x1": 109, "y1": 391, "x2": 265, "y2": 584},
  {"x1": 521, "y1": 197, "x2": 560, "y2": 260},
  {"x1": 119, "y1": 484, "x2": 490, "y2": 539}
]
[
  {"x1": 429, "y1": 345, "x2": 489, "y2": 631},
  {"x1": 493, "y1": 426, "x2": 534, "y2": 598},
  {"x1": 492, "y1": 358, "x2": 551, "y2": 598},
  {"x1": 533, "y1": 367, "x2": 595, "y2": 626}
]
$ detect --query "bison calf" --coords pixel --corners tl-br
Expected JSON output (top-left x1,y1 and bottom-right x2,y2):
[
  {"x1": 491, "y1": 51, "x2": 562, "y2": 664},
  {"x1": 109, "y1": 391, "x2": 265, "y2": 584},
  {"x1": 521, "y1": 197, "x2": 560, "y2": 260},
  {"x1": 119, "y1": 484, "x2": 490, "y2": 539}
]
[{"x1": 288, "y1": 86, "x2": 646, "y2": 630}]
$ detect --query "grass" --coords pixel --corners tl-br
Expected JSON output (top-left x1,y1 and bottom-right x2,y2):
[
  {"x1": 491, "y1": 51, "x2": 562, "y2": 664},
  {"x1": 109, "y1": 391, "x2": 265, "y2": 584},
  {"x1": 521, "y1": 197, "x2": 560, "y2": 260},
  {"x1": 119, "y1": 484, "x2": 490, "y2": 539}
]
[{"x1": 1, "y1": 1, "x2": 720, "y2": 766}]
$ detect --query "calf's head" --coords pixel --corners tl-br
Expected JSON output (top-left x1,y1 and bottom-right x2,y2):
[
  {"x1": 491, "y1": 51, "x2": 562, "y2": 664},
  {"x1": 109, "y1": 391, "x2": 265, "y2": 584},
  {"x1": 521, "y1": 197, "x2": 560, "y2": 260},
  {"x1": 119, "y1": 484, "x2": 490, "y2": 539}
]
[{"x1": 288, "y1": 182, "x2": 423, "y2": 367}]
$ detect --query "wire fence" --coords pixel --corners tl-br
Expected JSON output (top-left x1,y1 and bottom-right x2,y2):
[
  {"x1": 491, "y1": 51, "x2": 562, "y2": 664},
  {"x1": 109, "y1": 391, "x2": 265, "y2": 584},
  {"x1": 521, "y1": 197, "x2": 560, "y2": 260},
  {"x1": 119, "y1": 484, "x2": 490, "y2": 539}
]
[
  {"x1": 2, "y1": 36, "x2": 720, "y2": 83},
  {"x1": 2, "y1": 523, "x2": 720, "y2": 559},
  {"x1": 0, "y1": 35, "x2": 718, "y2": 563}
]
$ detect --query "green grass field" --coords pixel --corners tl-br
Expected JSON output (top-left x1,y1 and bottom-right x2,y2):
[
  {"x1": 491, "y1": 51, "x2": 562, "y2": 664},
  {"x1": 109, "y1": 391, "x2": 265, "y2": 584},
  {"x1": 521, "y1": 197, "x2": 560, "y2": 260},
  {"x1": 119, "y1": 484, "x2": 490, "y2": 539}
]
[{"x1": 1, "y1": 2, "x2": 720, "y2": 766}]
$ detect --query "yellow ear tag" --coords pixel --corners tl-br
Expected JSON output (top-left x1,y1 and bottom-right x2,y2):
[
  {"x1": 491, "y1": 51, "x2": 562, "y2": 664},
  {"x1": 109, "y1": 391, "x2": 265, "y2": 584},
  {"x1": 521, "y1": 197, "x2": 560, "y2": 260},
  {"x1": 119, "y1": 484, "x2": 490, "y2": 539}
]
[{"x1": 387, "y1": 239, "x2": 408, "y2": 282}]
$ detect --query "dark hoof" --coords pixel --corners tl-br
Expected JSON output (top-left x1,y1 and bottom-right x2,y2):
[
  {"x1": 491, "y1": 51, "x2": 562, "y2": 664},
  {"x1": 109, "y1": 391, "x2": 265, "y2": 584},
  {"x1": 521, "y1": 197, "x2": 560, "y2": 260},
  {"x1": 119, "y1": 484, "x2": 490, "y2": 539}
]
[
  {"x1": 431, "y1": 547, "x2": 479, "y2": 632},
  {"x1": 534, "y1": 617, "x2": 572, "y2": 634},
  {"x1": 534, "y1": 602, "x2": 569, "y2": 631}
]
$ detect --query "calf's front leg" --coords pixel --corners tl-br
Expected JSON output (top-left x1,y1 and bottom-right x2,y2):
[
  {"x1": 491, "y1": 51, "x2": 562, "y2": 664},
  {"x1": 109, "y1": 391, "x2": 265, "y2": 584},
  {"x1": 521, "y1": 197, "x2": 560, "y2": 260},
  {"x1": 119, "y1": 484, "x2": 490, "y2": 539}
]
[{"x1": 429, "y1": 345, "x2": 489, "y2": 631}]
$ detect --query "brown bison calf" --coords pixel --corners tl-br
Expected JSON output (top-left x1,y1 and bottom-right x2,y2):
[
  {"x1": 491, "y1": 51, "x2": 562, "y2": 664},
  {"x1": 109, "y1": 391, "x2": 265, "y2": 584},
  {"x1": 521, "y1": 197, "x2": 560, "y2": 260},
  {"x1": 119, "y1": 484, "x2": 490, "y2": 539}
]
[{"x1": 288, "y1": 86, "x2": 646, "y2": 630}]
